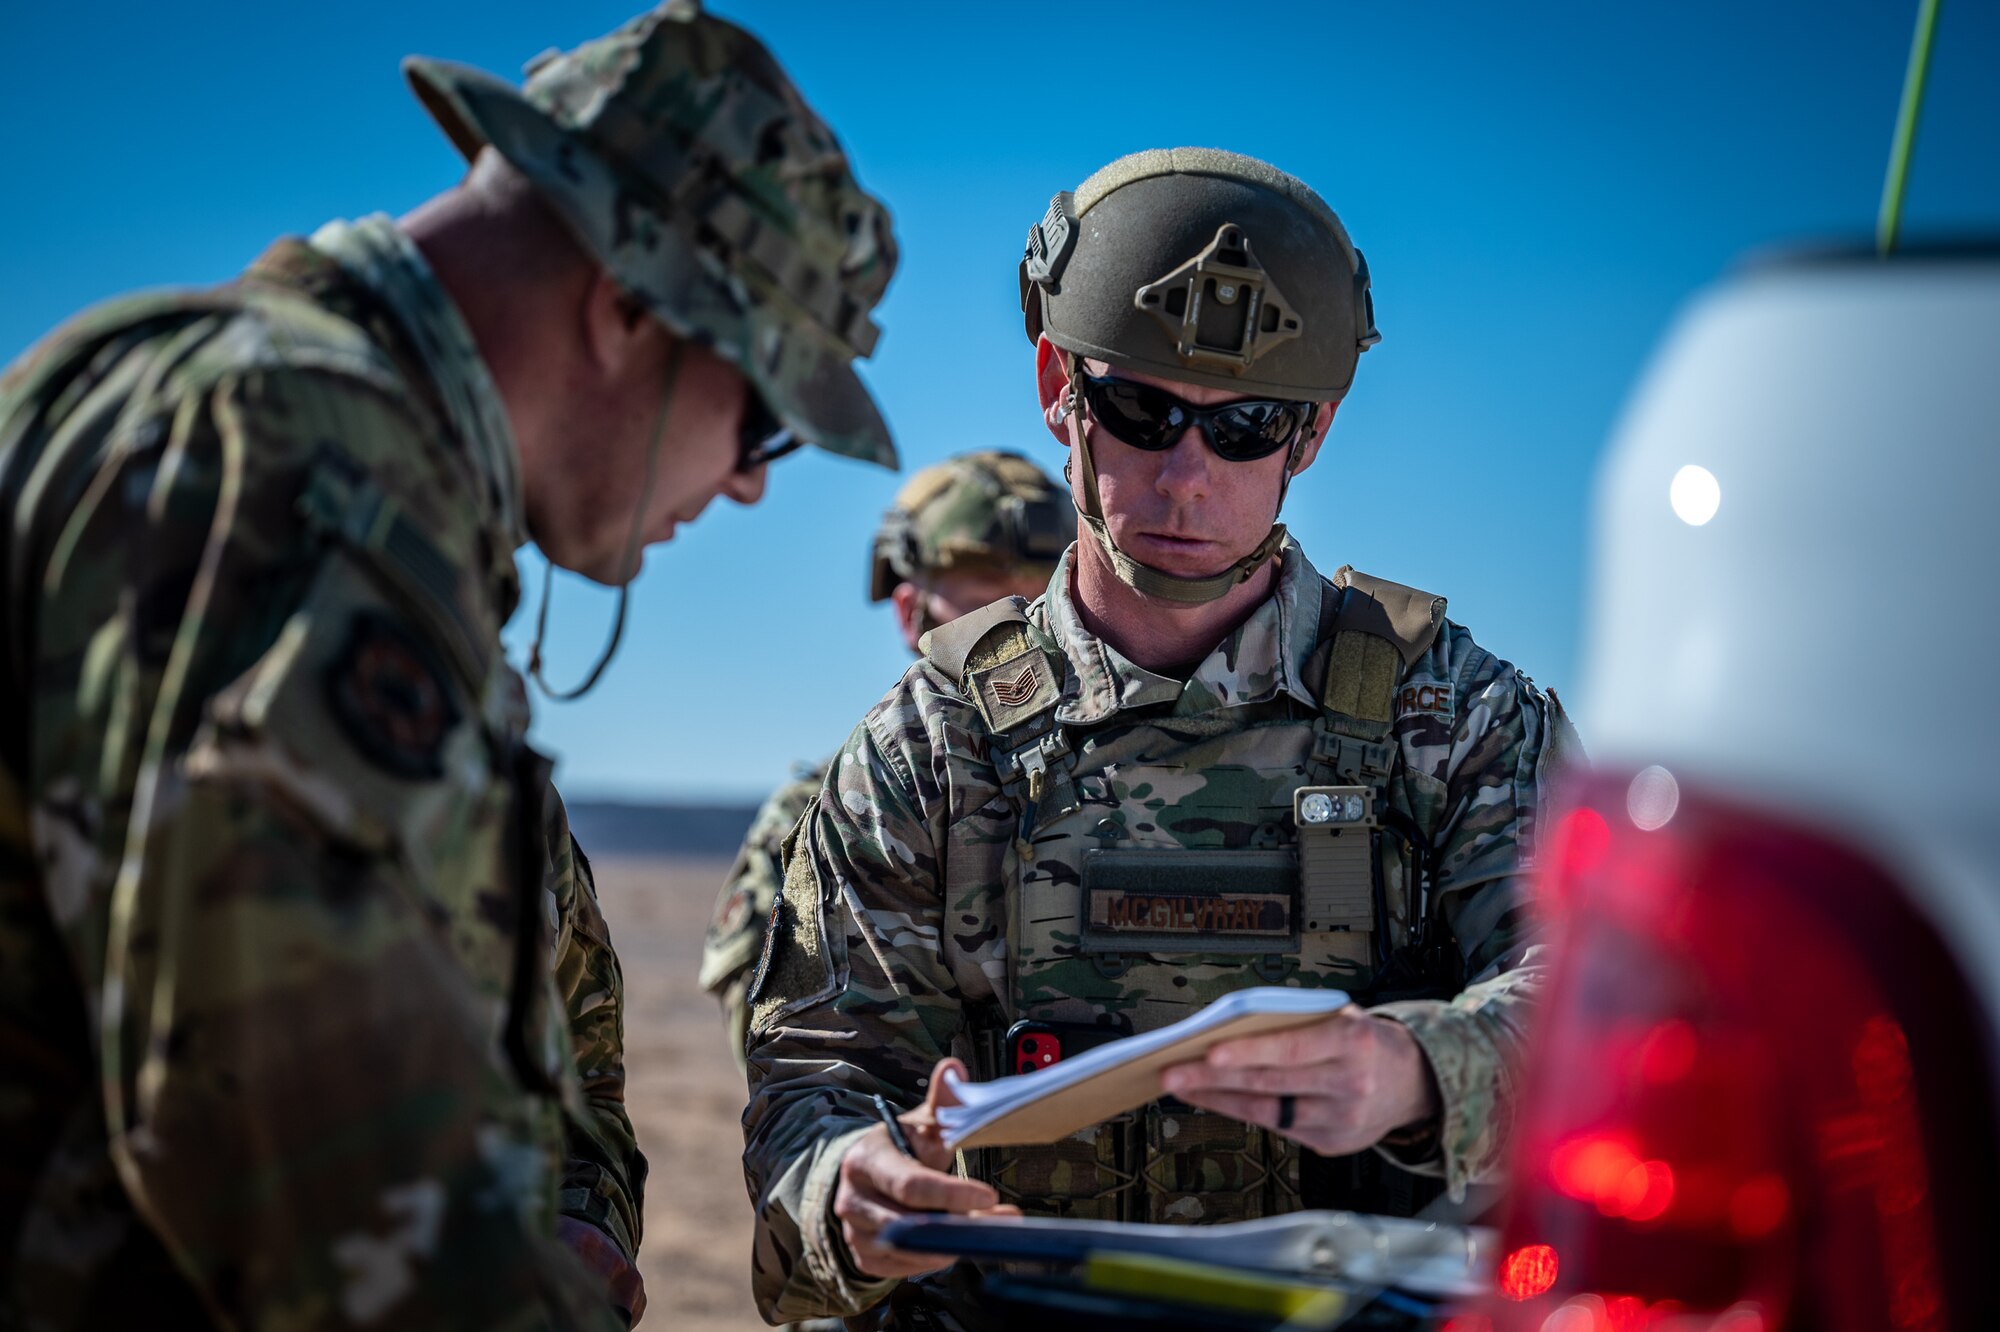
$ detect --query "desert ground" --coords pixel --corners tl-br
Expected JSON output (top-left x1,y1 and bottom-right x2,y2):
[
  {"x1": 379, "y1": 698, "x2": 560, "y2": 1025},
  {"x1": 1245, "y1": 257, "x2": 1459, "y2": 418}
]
[{"x1": 592, "y1": 853, "x2": 768, "y2": 1331}]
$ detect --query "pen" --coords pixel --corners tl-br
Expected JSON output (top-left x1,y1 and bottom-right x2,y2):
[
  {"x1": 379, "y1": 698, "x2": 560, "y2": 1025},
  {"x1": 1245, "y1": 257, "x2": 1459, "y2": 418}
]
[{"x1": 872, "y1": 1093, "x2": 919, "y2": 1159}]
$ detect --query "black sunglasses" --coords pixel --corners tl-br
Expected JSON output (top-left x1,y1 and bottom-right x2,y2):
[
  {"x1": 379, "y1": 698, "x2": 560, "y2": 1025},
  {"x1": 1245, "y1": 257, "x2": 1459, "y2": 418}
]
[
  {"x1": 1076, "y1": 374, "x2": 1315, "y2": 463},
  {"x1": 738, "y1": 392, "x2": 803, "y2": 472}
]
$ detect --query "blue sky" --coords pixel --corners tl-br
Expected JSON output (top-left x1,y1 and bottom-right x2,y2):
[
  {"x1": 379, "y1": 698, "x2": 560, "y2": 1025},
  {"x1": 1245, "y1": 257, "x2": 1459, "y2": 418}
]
[{"x1": 5, "y1": 2, "x2": 1996, "y2": 802}]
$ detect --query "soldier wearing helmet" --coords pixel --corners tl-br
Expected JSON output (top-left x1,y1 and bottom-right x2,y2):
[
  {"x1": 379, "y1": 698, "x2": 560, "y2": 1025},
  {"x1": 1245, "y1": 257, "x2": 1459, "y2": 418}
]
[
  {"x1": 0, "y1": 3, "x2": 894, "y2": 1327},
  {"x1": 702, "y1": 451, "x2": 1068, "y2": 1071},
  {"x1": 742, "y1": 148, "x2": 1578, "y2": 1328}
]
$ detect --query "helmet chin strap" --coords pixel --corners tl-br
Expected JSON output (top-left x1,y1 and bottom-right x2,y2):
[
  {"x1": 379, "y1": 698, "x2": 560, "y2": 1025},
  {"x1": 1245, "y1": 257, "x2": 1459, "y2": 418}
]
[
  {"x1": 1061, "y1": 356, "x2": 1296, "y2": 606},
  {"x1": 529, "y1": 339, "x2": 685, "y2": 700}
]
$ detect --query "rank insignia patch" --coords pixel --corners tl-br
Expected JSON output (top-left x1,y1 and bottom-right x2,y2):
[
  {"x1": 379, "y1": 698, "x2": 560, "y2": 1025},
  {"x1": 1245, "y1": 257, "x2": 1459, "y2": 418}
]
[
  {"x1": 989, "y1": 662, "x2": 1039, "y2": 707},
  {"x1": 326, "y1": 610, "x2": 461, "y2": 778},
  {"x1": 970, "y1": 650, "x2": 1060, "y2": 732}
]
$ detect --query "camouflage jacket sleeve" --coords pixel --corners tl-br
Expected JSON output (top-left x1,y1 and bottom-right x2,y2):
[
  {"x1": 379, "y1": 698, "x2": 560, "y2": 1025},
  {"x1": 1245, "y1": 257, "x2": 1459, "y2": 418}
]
[
  {"x1": 15, "y1": 358, "x2": 620, "y2": 1329},
  {"x1": 699, "y1": 769, "x2": 823, "y2": 1071},
  {"x1": 546, "y1": 790, "x2": 649, "y2": 1266},
  {"x1": 742, "y1": 669, "x2": 989, "y2": 1323},
  {"x1": 1369, "y1": 623, "x2": 1571, "y2": 1198}
]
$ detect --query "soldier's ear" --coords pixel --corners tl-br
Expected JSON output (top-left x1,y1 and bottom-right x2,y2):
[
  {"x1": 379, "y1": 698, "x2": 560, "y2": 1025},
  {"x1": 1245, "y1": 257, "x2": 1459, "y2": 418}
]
[
  {"x1": 579, "y1": 269, "x2": 661, "y2": 378},
  {"x1": 1034, "y1": 336, "x2": 1071, "y2": 448},
  {"x1": 889, "y1": 582, "x2": 926, "y2": 654},
  {"x1": 1286, "y1": 401, "x2": 1339, "y2": 479}
]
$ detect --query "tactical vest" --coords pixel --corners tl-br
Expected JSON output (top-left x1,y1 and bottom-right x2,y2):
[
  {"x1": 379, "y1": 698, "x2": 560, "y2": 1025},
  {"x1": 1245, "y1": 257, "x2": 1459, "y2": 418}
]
[{"x1": 924, "y1": 568, "x2": 1459, "y2": 1226}]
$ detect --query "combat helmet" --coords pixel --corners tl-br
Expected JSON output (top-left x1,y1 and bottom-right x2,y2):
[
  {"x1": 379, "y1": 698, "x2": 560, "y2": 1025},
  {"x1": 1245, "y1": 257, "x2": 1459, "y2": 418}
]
[
  {"x1": 1019, "y1": 147, "x2": 1379, "y2": 603},
  {"x1": 868, "y1": 450, "x2": 1070, "y2": 602},
  {"x1": 405, "y1": 0, "x2": 900, "y2": 469}
]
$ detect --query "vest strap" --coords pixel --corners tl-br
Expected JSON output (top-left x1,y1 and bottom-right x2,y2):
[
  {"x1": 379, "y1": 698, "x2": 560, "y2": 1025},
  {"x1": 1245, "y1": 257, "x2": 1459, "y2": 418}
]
[
  {"x1": 1311, "y1": 731, "x2": 1399, "y2": 785},
  {"x1": 1309, "y1": 567, "x2": 1448, "y2": 750},
  {"x1": 1329, "y1": 564, "x2": 1446, "y2": 667}
]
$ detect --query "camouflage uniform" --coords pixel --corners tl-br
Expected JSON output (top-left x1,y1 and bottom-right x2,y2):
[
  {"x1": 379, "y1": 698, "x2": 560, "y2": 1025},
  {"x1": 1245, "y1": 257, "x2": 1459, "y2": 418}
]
[
  {"x1": 0, "y1": 218, "x2": 636, "y2": 1332},
  {"x1": 742, "y1": 540, "x2": 1571, "y2": 1327},
  {"x1": 0, "y1": 3, "x2": 894, "y2": 1327},
  {"x1": 739, "y1": 146, "x2": 1560, "y2": 1329},
  {"x1": 701, "y1": 764, "x2": 826, "y2": 1070},
  {"x1": 701, "y1": 453, "x2": 1067, "y2": 1071}
]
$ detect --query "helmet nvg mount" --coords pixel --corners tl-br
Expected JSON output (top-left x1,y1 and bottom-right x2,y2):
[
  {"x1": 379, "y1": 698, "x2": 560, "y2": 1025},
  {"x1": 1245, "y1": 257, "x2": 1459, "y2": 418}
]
[
  {"x1": 869, "y1": 450, "x2": 1070, "y2": 603},
  {"x1": 1020, "y1": 147, "x2": 1379, "y2": 604}
]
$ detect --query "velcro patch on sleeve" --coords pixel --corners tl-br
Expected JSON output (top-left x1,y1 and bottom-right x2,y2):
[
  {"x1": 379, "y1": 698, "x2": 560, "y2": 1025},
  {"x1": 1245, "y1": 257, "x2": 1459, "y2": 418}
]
[
  {"x1": 325, "y1": 609, "x2": 461, "y2": 778},
  {"x1": 1395, "y1": 678, "x2": 1455, "y2": 721},
  {"x1": 748, "y1": 827, "x2": 840, "y2": 1034}
]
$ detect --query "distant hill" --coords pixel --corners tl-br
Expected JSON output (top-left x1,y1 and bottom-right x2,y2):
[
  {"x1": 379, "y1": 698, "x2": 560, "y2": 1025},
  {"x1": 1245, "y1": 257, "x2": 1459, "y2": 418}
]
[{"x1": 567, "y1": 800, "x2": 759, "y2": 859}]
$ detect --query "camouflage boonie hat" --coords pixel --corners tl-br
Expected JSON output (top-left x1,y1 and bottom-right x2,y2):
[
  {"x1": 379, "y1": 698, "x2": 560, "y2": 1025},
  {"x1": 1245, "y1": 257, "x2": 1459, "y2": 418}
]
[
  {"x1": 868, "y1": 450, "x2": 1070, "y2": 601},
  {"x1": 405, "y1": 0, "x2": 899, "y2": 467}
]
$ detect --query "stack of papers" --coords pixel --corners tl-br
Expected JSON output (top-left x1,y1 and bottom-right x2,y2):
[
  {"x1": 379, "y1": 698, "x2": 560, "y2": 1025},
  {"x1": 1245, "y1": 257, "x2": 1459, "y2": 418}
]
[{"x1": 937, "y1": 987, "x2": 1351, "y2": 1150}]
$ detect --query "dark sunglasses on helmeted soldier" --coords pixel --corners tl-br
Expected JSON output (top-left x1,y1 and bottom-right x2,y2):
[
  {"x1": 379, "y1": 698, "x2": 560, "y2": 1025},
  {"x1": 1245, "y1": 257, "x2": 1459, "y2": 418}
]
[{"x1": 1070, "y1": 373, "x2": 1316, "y2": 462}]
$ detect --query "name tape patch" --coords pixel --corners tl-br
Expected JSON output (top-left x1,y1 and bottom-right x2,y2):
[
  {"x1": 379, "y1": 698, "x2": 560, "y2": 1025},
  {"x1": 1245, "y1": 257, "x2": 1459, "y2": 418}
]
[
  {"x1": 1396, "y1": 679, "x2": 1454, "y2": 720},
  {"x1": 1087, "y1": 889, "x2": 1293, "y2": 937}
]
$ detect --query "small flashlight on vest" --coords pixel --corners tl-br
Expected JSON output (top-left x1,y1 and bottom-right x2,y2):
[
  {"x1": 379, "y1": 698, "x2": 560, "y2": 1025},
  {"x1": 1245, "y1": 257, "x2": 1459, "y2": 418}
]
[
  {"x1": 1295, "y1": 785, "x2": 1376, "y2": 934},
  {"x1": 1298, "y1": 790, "x2": 1368, "y2": 825}
]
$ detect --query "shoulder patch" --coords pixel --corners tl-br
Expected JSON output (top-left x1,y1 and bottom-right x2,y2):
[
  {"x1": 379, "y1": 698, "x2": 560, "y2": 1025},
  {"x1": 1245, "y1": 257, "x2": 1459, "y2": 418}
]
[
  {"x1": 715, "y1": 880, "x2": 755, "y2": 937},
  {"x1": 324, "y1": 609, "x2": 460, "y2": 778},
  {"x1": 748, "y1": 831, "x2": 840, "y2": 1035}
]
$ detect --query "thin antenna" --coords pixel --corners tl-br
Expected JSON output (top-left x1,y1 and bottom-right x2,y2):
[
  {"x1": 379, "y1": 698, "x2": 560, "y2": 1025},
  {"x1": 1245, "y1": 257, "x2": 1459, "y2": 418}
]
[{"x1": 1877, "y1": 0, "x2": 1943, "y2": 255}]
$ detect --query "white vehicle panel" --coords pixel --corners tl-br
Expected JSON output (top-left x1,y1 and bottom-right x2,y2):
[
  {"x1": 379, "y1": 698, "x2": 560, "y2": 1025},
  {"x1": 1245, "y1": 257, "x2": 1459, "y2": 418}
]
[{"x1": 1576, "y1": 257, "x2": 2000, "y2": 1053}]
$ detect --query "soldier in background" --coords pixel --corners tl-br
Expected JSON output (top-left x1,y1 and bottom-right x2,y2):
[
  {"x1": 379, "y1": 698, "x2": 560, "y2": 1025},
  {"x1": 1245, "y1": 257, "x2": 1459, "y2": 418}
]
[
  {"x1": 0, "y1": 4, "x2": 895, "y2": 1328},
  {"x1": 702, "y1": 451, "x2": 1068, "y2": 1071},
  {"x1": 743, "y1": 149, "x2": 1577, "y2": 1329}
]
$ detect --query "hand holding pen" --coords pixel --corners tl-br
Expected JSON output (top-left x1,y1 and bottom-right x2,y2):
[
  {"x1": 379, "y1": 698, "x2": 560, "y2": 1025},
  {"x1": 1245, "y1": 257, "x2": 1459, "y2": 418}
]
[{"x1": 835, "y1": 1057, "x2": 1022, "y2": 1279}]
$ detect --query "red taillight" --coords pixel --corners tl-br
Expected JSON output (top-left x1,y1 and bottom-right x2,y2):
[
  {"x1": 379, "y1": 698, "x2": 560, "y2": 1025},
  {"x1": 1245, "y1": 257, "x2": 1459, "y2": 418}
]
[
  {"x1": 1500, "y1": 1243, "x2": 1561, "y2": 1300},
  {"x1": 1486, "y1": 768, "x2": 1998, "y2": 1330}
]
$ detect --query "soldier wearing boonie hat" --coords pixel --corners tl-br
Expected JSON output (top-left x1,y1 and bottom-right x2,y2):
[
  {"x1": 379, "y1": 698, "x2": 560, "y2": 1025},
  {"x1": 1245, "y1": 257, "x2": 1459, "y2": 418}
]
[
  {"x1": 741, "y1": 149, "x2": 1579, "y2": 1329},
  {"x1": 0, "y1": 4, "x2": 893, "y2": 1328},
  {"x1": 404, "y1": 0, "x2": 898, "y2": 473},
  {"x1": 701, "y1": 450, "x2": 1068, "y2": 1077}
]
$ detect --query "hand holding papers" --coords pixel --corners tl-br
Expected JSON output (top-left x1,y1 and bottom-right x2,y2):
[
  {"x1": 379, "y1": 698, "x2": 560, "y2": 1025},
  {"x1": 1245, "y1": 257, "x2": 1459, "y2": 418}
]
[{"x1": 936, "y1": 988, "x2": 1352, "y2": 1150}]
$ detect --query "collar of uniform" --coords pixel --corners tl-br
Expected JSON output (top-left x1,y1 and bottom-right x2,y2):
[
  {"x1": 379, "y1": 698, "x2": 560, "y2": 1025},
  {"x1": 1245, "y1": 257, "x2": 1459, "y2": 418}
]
[
  {"x1": 305, "y1": 214, "x2": 528, "y2": 555},
  {"x1": 1044, "y1": 536, "x2": 1324, "y2": 727}
]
